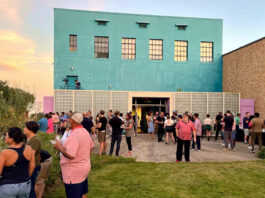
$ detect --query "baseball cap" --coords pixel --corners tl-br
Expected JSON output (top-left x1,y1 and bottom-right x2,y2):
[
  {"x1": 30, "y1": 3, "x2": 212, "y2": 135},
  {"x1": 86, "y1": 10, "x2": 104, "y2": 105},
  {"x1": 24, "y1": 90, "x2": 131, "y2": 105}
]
[{"x1": 70, "y1": 112, "x2": 83, "y2": 123}]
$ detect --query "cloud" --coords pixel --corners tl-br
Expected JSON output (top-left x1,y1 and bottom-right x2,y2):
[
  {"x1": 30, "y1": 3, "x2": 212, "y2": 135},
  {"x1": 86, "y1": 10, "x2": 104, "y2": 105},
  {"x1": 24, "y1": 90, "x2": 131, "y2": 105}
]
[
  {"x1": 0, "y1": 30, "x2": 36, "y2": 71},
  {"x1": 87, "y1": 0, "x2": 107, "y2": 11},
  {"x1": 0, "y1": 0, "x2": 21, "y2": 23}
]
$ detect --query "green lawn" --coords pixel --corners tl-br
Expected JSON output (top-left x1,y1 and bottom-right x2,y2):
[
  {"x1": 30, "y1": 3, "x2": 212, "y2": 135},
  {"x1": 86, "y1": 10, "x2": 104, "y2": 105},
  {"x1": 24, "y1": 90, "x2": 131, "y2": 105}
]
[{"x1": 45, "y1": 158, "x2": 265, "y2": 198}]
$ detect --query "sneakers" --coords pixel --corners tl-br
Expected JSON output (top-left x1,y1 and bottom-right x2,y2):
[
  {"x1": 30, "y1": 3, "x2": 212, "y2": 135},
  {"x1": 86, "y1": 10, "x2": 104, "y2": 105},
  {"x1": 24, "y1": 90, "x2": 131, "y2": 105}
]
[
  {"x1": 244, "y1": 141, "x2": 248, "y2": 144},
  {"x1": 252, "y1": 150, "x2": 255, "y2": 154},
  {"x1": 248, "y1": 145, "x2": 252, "y2": 150},
  {"x1": 222, "y1": 148, "x2": 229, "y2": 151},
  {"x1": 231, "y1": 148, "x2": 236, "y2": 152}
]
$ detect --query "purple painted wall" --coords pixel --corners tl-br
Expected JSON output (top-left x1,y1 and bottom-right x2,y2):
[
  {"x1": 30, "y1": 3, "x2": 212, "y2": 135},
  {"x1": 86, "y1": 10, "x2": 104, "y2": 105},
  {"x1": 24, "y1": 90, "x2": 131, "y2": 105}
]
[
  {"x1": 240, "y1": 99, "x2": 254, "y2": 126},
  {"x1": 43, "y1": 96, "x2": 54, "y2": 113}
]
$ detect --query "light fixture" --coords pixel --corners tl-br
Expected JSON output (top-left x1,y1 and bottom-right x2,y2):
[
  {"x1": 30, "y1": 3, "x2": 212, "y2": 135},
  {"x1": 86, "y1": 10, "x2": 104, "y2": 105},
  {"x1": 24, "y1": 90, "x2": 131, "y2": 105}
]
[{"x1": 70, "y1": 66, "x2": 74, "y2": 71}]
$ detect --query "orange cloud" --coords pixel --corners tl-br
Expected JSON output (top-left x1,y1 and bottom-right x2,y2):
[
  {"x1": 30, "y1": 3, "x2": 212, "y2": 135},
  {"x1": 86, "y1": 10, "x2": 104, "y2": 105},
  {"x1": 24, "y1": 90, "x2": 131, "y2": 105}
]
[{"x1": 0, "y1": 30, "x2": 36, "y2": 71}]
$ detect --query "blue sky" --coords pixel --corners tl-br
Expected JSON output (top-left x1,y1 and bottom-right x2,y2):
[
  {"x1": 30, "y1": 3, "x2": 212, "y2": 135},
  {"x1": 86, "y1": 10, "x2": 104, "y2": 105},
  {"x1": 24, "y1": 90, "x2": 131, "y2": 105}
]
[{"x1": 0, "y1": 0, "x2": 264, "y2": 101}]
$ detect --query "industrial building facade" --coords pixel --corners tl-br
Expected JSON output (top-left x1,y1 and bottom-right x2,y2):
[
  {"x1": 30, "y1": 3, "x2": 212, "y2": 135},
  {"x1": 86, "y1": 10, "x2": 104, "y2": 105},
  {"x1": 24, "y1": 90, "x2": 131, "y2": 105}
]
[
  {"x1": 54, "y1": 8, "x2": 239, "y2": 119},
  {"x1": 223, "y1": 37, "x2": 265, "y2": 118}
]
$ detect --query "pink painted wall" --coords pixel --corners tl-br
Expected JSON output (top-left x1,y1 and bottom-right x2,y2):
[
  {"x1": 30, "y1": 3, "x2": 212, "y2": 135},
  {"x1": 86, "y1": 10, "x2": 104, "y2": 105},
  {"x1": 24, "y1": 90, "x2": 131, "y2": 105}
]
[{"x1": 43, "y1": 96, "x2": 54, "y2": 113}]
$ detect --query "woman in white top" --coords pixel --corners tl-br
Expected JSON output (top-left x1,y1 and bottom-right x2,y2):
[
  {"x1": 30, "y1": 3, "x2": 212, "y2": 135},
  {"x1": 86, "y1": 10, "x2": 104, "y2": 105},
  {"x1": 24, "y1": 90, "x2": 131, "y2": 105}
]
[
  {"x1": 164, "y1": 115, "x2": 175, "y2": 144},
  {"x1": 203, "y1": 114, "x2": 212, "y2": 141}
]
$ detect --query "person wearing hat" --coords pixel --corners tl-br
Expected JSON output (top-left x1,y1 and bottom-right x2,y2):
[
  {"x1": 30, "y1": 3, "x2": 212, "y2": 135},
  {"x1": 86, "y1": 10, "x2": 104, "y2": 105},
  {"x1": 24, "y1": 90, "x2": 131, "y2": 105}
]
[{"x1": 54, "y1": 112, "x2": 94, "y2": 198}]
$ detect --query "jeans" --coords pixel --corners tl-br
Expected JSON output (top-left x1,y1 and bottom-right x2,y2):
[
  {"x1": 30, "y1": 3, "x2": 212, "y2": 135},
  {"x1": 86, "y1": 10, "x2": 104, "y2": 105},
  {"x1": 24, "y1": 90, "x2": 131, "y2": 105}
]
[
  {"x1": 126, "y1": 137, "x2": 132, "y2": 151},
  {"x1": 224, "y1": 131, "x2": 234, "y2": 149},
  {"x1": 0, "y1": 180, "x2": 31, "y2": 198},
  {"x1": 192, "y1": 136, "x2": 201, "y2": 150},
  {"x1": 215, "y1": 124, "x2": 223, "y2": 140},
  {"x1": 109, "y1": 133, "x2": 122, "y2": 156},
  {"x1": 30, "y1": 165, "x2": 41, "y2": 198},
  {"x1": 157, "y1": 127, "x2": 164, "y2": 142},
  {"x1": 176, "y1": 137, "x2": 191, "y2": 162}
]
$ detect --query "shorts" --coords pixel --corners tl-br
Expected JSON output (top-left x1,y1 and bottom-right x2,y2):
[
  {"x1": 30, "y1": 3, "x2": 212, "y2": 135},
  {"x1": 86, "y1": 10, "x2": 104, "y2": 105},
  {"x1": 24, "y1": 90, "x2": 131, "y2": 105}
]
[
  {"x1": 64, "y1": 178, "x2": 88, "y2": 198},
  {"x1": 165, "y1": 126, "x2": 173, "y2": 133},
  {"x1": 244, "y1": 129, "x2": 249, "y2": 136},
  {"x1": 205, "y1": 125, "x2": 212, "y2": 131},
  {"x1": 36, "y1": 157, "x2": 52, "y2": 184},
  {"x1": 98, "y1": 130, "x2": 106, "y2": 143}
]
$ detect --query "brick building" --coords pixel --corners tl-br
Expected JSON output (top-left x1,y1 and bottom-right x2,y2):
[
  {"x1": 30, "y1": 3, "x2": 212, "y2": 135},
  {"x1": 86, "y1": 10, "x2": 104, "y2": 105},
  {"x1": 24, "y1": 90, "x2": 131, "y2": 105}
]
[{"x1": 223, "y1": 37, "x2": 265, "y2": 118}]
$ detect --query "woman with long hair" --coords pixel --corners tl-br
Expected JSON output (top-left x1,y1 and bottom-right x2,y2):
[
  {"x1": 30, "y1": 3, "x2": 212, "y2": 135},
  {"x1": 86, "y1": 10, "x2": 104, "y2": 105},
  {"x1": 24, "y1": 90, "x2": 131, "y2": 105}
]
[
  {"x1": 0, "y1": 127, "x2": 35, "y2": 197},
  {"x1": 164, "y1": 114, "x2": 175, "y2": 144},
  {"x1": 124, "y1": 113, "x2": 135, "y2": 156},
  {"x1": 147, "y1": 112, "x2": 154, "y2": 139}
]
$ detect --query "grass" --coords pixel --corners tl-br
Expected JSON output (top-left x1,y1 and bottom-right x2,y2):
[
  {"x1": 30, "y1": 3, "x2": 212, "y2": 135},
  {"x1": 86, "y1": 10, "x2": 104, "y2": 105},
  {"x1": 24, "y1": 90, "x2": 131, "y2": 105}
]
[{"x1": 44, "y1": 157, "x2": 265, "y2": 198}]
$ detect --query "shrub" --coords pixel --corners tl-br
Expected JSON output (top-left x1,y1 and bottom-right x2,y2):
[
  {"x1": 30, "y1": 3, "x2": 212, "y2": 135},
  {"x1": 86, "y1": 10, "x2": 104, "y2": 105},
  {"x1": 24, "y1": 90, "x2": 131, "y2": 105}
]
[{"x1": 258, "y1": 148, "x2": 265, "y2": 159}]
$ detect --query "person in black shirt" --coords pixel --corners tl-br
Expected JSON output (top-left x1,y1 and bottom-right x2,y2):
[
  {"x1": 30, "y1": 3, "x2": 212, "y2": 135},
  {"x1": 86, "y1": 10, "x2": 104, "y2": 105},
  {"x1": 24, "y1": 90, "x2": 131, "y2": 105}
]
[
  {"x1": 156, "y1": 112, "x2": 165, "y2": 142},
  {"x1": 109, "y1": 111, "x2": 123, "y2": 156},
  {"x1": 81, "y1": 112, "x2": 94, "y2": 135},
  {"x1": 75, "y1": 80, "x2": 81, "y2": 89},
  {"x1": 223, "y1": 110, "x2": 235, "y2": 151},
  {"x1": 215, "y1": 112, "x2": 223, "y2": 141},
  {"x1": 97, "y1": 110, "x2": 108, "y2": 155}
]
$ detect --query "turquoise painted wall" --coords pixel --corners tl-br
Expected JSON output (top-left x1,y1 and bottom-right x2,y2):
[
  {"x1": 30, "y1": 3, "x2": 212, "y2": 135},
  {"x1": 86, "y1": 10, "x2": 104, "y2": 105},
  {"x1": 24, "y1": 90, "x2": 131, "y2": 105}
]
[{"x1": 54, "y1": 8, "x2": 223, "y2": 92}]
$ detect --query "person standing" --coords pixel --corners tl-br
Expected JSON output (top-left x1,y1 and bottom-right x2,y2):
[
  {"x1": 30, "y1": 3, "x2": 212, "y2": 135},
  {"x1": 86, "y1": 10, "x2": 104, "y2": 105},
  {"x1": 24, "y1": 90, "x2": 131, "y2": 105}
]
[
  {"x1": 54, "y1": 112, "x2": 94, "y2": 198},
  {"x1": 81, "y1": 112, "x2": 94, "y2": 135},
  {"x1": 250, "y1": 112, "x2": 264, "y2": 153},
  {"x1": 204, "y1": 114, "x2": 212, "y2": 141},
  {"x1": 156, "y1": 112, "x2": 165, "y2": 142},
  {"x1": 124, "y1": 113, "x2": 134, "y2": 156},
  {"x1": 243, "y1": 112, "x2": 250, "y2": 144},
  {"x1": 24, "y1": 121, "x2": 42, "y2": 198},
  {"x1": 35, "y1": 150, "x2": 52, "y2": 198},
  {"x1": 38, "y1": 114, "x2": 48, "y2": 133},
  {"x1": 0, "y1": 127, "x2": 35, "y2": 198},
  {"x1": 153, "y1": 112, "x2": 159, "y2": 135},
  {"x1": 176, "y1": 113, "x2": 196, "y2": 162},
  {"x1": 47, "y1": 114, "x2": 54, "y2": 134},
  {"x1": 235, "y1": 113, "x2": 241, "y2": 141},
  {"x1": 223, "y1": 111, "x2": 235, "y2": 151},
  {"x1": 215, "y1": 112, "x2": 223, "y2": 141},
  {"x1": 97, "y1": 110, "x2": 108, "y2": 155},
  {"x1": 109, "y1": 111, "x2": 123, "y2": 156},
  {"x1": 52, "y1": 112, "x2": 60, "y2": 134},
  {"x1": 164, "y1": 115, "x2": 175, "y2": 144},
  {"x1": 147, "y1": 112, "x2": 154, "y2": 139},
  {"x1": 192, "y1": 113, "x2": 202, "y2": 151}
]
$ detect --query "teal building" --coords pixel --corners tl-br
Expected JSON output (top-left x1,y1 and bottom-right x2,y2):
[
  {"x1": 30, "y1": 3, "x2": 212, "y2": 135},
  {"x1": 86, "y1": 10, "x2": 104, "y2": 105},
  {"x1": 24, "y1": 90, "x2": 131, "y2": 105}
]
[{"x1": 54, "y1": 8, "x2": 236, "y2": 122}]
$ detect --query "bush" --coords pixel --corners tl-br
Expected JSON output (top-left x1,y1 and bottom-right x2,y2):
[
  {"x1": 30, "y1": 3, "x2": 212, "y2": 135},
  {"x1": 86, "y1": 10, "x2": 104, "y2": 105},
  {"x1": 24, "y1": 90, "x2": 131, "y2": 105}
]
[
  {"x1": 258, "y1": 148, "x2": 265, "y2": 159},
  {"x1": 37, "y1": 133, "x2": 60, "y2": 187}
]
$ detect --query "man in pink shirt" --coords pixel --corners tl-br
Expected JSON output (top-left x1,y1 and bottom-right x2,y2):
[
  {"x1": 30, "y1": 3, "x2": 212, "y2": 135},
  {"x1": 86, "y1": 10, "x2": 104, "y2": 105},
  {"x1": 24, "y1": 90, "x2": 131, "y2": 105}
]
[
  {"x1": 175, "y1": 113, "x2": 196, "y2": 162},
  {"x1": 192, "y1": 113, "x2": 202, "y2": 151},
  {"x1": 54, "y1": 112, "x2": 94, "y2": 198}
]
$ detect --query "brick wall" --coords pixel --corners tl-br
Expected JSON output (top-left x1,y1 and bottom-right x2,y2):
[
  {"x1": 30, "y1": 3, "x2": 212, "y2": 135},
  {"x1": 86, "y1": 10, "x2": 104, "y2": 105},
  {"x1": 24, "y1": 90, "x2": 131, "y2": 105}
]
[{"x1": 223, "y1": 38, "x2": 265, "y2": 118}]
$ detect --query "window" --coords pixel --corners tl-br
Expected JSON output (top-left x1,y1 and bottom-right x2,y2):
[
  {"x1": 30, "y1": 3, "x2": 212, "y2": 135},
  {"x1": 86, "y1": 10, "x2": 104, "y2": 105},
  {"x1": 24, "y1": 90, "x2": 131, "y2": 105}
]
[
  {"x1": 149, "y1": 39, "x2": 163, "y2": 60},
  {"x1": 95, "y1": 19, "x2": 109, "y2": 26},
  {"x1": 136, "y1": 22, "x2": 149, "y2": 28},
  {"x1": 94, "y1": 36, "x2": 109, "y2": 58},
  {"x1": 176, "y1": 25, "x2": 188, "y2": 30},
  {"x1": 200, "y1": 42, "x2": 213, "y2": 62},
  {"x1": 122, "y1": 38, "x2": 136, "y2": 59},
  {"x1": 69, "y1": 35, "x2": 77, "y2": 52},
  {"x1": 174, "y1": 41, "x2": 188, "y2": 62}
]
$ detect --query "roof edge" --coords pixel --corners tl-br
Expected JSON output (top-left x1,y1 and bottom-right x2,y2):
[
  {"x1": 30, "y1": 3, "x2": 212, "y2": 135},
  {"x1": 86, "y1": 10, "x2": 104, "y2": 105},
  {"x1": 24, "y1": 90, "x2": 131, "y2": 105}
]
[
  {"x1": 53, "y1": 8, "x2": 223, "y2": 21},
  {"x1": 223, "y1": 37, "x2": 265, "y2": 56}
]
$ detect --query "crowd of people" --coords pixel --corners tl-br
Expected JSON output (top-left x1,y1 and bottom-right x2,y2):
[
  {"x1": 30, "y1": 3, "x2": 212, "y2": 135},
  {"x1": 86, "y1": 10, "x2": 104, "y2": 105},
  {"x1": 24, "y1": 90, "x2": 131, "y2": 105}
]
[{"x1": 0, "y1": 108, "x2": 264, "y2": 198}]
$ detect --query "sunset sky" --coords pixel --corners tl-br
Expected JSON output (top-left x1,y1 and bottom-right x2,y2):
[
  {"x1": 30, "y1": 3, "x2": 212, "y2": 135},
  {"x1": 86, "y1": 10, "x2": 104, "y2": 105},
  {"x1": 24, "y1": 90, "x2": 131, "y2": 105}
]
[{"x1": 0, "y1": 0, "x2": 265, "y2": 102}]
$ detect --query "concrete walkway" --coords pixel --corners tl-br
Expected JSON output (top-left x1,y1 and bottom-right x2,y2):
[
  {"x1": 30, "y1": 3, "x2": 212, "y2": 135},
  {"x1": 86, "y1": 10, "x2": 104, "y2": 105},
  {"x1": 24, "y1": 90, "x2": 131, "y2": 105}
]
[{"x1": 93, "y1": 134, "x2": 259, "y2": 162}]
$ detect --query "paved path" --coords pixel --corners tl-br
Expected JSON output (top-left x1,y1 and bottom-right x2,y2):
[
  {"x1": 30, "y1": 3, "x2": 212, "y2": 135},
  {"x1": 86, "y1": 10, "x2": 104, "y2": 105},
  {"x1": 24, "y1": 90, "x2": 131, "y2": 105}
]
[{"x1": 93, "y1": 134, "x2": 259, "y2": 162}]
